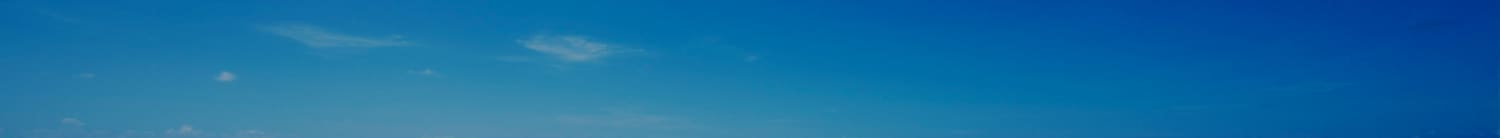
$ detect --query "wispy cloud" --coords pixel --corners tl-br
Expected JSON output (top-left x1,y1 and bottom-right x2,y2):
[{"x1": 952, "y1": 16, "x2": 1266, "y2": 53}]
[
  {"x1": 60, "y1": 118, "x2": 84, "y2": 126},
  {"x1": 262, "y1": 24, "x2": 410, "y2": 47},
  {"x1": 238, "y1": 130, "x2": 265, "y2": 135},
  {"x1": 518, "y1": 35, "x2": 635, "y2": 62},
  {"x1": 165, "y1": 125, "x2": 202, "y2": 136},
  {"x1": 408, "y1": 69, "x2": 441, "y2": 77},
  {"x1": 411, "y1": 69, "x2": 435, "y2": 75},
  {"x1": 231, "y1": 129, "x2": 276, "y2": 138},
  {"x1": 19, "y1": 120, "x2": 281, "y2": 138},
  {"x1": 216, "y1": 71, "x2": 236, "y2": 82}
]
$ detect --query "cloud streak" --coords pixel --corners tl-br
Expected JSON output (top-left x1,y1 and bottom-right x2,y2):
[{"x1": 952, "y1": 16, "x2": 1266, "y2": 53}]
[
  {"x1": 518, "y1": 35, "x2": 632, "y2": 62},
  {"x1": 60, "y1": 118, "x2": 84, "y2": 126},
  {"x1": 165, "y1": 125, "x2": 202, "y2": 136},
  {"x1": 263, "y1": 24, "x2": 410, "y2": 47},
  {"x1": 19, "y1": 122, "x2": 277, "y2": 138},
  {"x1": 408, "y1": 68, "x2": 442, "y2": 77},
  {"x1": 217, "y1": 71, "x2": 236, "y2": 82}
]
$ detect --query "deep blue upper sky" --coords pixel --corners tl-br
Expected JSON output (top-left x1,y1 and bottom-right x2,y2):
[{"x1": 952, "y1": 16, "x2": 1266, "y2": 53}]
[{"x1": 1, "y1": 0, "x2": 1496, "y2": 137}]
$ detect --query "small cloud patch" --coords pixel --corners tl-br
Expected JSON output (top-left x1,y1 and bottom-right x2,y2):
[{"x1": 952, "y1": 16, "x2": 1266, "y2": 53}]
[
  {"x1": 165, "y1": 125, "x2": 201, "y2": 136},
  {"x1": 60, "y1": 118, "x2": 84, "y2": 126},
  {"x1": 216, "y1": 71, "x2": 236, "y2": 82},
  {"x1": 409, "y1": 69, "x2": 441, "y2": 77}
]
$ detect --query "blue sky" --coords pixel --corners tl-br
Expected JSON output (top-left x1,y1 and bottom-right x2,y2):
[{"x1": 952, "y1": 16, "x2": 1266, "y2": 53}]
[{"x1": 0, "y1": 0, "x2": 1496, "y2": 137}]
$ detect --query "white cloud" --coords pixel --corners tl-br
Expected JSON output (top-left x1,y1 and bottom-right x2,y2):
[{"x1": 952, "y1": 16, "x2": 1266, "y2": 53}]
[
  {"x1": 230, "y1": 129, "x2": 277, "y2": 138},
  {"x1": 60, "y1": 118, "x2": 84, "y2": 126},
  {"x1": 217, "y1": 71, "x2": 236, "y2": 82},
  {"x1": 238, "y1": 130, "x2": 264, "y2": 135},
  {"x1": 165, "y1": 125, "x2": 201, "y2": 136},
  {"x1": 518, "y1": 35, "x2": 633, "y2": 62},
  {"x1": 263, "y1": 24, "x2": 410, "y2": 47},
  {"x1": 15, "y1": 121, "x2": 284, "y2": 138}
]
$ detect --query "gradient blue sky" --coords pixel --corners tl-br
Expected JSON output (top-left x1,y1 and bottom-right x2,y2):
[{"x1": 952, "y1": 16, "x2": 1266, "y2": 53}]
[{"x1": 1, "y1": 0, "x2": 1497, "y2": 137}]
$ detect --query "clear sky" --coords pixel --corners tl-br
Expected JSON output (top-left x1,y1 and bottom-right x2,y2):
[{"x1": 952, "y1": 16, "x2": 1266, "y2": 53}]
[{"x1": 1, "y1": 0, "x2": 1496, "y2": 137}]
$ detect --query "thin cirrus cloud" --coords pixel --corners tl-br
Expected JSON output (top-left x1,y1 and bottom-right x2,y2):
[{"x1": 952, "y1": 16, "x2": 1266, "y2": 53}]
[
  {"x1": 408, "y1": 68, "x2": 441, "y2": 77},
  {"x1": 165, "y1": 125, "x2": 202, "y2": 136},
  {"x1": 518, "y1": 35, "x2": 636, "y2": 62},
  {"x1": 216, "y1": 71, "x2": 236, "y2": 82},
  {"x1": 17, "y1": 121, "x2": 275, "y2": 137},
  {"x1": 262, "y1": 24, "x2": 410, "y2": 47},
  {"x1": 60, "y1": 118, "x2": 84, "y2": 126}
]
